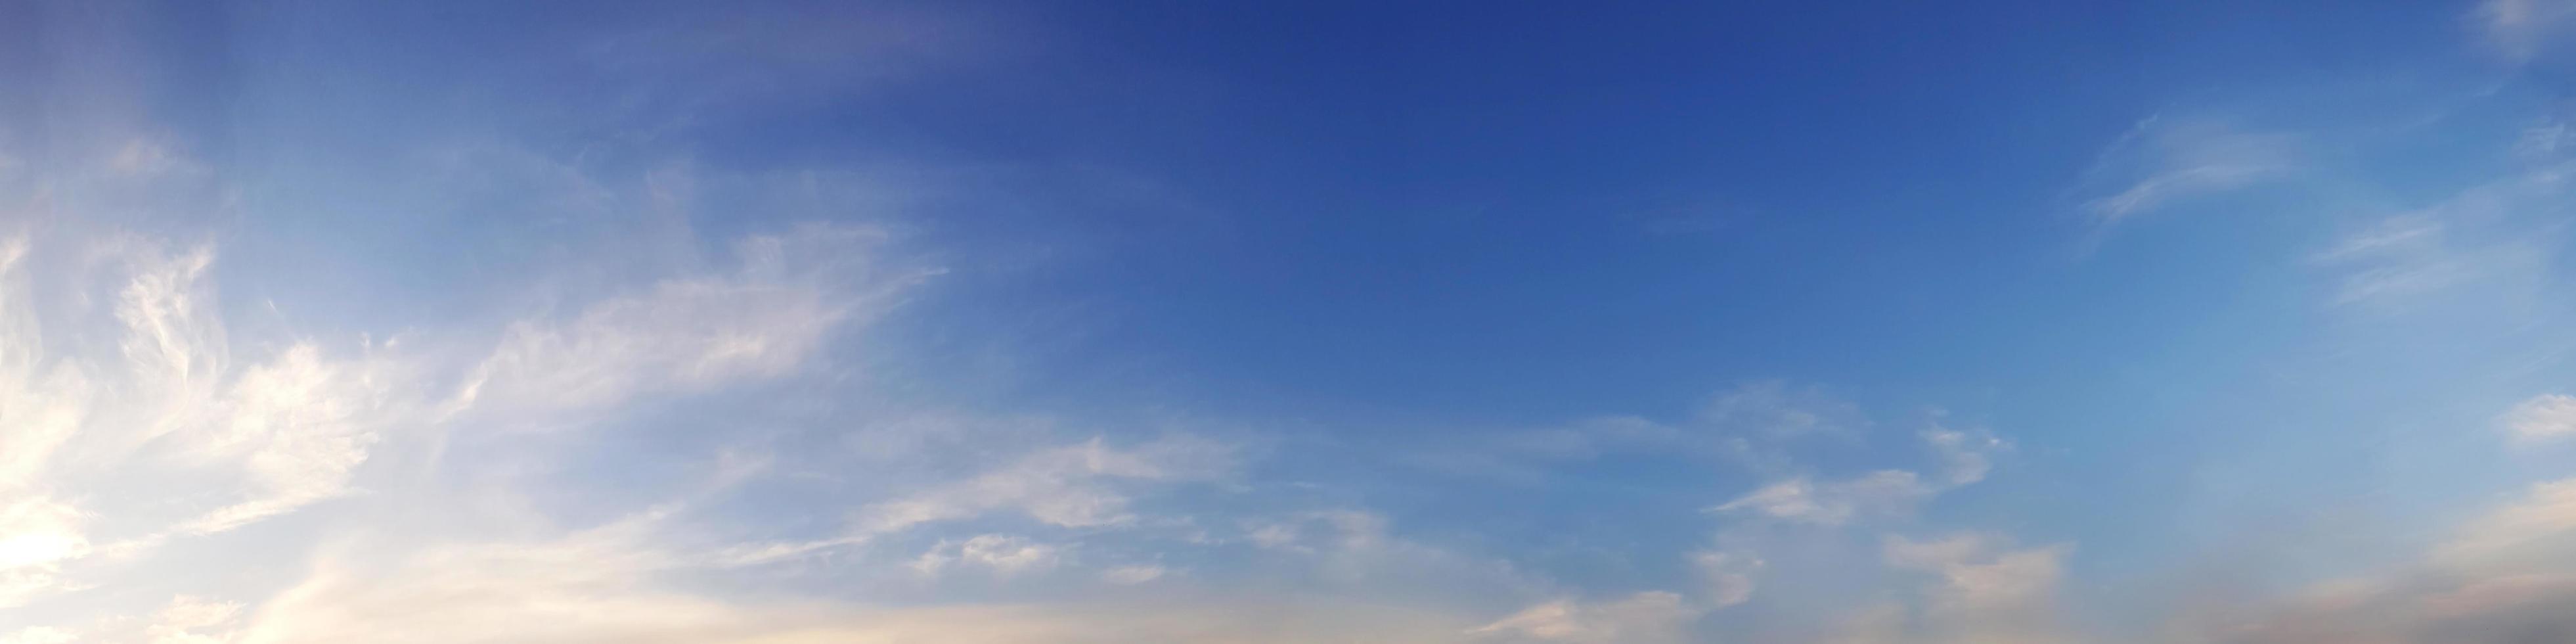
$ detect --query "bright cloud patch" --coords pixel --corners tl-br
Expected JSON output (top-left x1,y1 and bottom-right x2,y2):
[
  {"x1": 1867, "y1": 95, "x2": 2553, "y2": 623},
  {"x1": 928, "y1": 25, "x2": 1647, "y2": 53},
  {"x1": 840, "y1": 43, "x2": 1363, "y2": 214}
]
[
  {"x1": 0, "y1": 499, "x2": 87, "y2": 608},
  {"x1": 2502, "y1": 394, "x2": 2576, "y2": 444},
  {"x1": 910, "y1": 534, "x2": 1061, "y2": 577},
  {"x1": 1712, "y1": 424, "x2": 2007, "y2": 526},
  {"x1": 0, "y1": 237, "x2": 420, "y2": 605}
]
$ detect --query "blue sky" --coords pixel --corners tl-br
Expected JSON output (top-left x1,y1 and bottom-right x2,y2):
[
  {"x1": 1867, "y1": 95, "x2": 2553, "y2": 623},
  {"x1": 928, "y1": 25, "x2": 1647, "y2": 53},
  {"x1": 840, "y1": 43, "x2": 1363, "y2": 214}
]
[{"x1": 5, "y1": 1, "x2": 2576, "y2": 642}]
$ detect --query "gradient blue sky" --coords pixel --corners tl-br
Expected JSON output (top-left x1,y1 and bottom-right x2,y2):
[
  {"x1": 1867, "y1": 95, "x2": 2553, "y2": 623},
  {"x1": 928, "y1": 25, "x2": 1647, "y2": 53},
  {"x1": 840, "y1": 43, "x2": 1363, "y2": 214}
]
[{"x1": 5, "y1": 1, "x2": 2576, "y2": 643}]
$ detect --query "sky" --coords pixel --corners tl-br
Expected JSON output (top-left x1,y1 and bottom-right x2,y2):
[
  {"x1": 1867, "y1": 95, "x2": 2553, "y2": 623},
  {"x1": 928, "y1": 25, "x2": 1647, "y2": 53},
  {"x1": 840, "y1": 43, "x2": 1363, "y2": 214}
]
[{"x1": 3, "y1": 1, "x2": 2576, "y2": 642}]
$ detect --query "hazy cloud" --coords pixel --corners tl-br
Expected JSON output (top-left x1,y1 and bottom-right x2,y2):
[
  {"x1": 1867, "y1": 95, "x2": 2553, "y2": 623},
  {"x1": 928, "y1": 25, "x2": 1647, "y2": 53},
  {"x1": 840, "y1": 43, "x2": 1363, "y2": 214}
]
[
  {"x1": 2479, "y1": 0, "x2": 2576, "y2": 60},
  {"x1": 2202, "y1": 476, "x2": 2576, "y2": 643},
  {"x1": 1714, "y1": 471, "x2": 1936, "y2": 526},
  {"x1": 1714, "y1": 425, "x2": 2009, "y2": 526},
  {"x1": 909, "y1": 534, "x2": 1061, "y2": 577},
  {"x1": 2501, "y1": 394, "x2": 2576, "y2": 444},
  {"x1": 1875, "y1": 532, "x2": 2075, "y2": 644},
  {"x1": 1469, "y1": 591, "x2": 1700, "y2": 644},
  {"x1": 451, "y1": 225, "x2": 925, "y2": 422},
  {"x1": 2076, "y1": 116, "x2": 2297, "y2": 227},
  {"x1": 855, "y1": 436, "x2": 1235, "y2": 538}
]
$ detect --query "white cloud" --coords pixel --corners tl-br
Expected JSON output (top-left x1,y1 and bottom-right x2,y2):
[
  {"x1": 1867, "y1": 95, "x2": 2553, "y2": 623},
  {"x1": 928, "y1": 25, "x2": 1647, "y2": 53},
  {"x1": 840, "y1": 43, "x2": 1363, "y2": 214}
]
[
  {"x1": 1813, "y1": 601, "x2": 1910, "y2": 644},
  {"x1": 175, "y1": 342, "x2": 397, "y2": 535},
  {"x1": 1713, "y1": 426, "x2": 2005, "y2": 526},
  {"x1": 0, "y1": 499, "x2": 89, "y2": 608},
  {"x1": 2087, "y1": 164, "x2": 2279, "y2": 224},
  {"x1": 2197, "y1": 476, "x2": 2576, "y2": 643},
  {"x1": 2076, "y1": 117, "x2": 2297, "y2": 227},
  {"x1": 458, "y1": 277, "x2": 835, "y2": 413},
  {"x1": 235, "y1": 511, "x2": 734, "y2": 644},
  {"x1": 711, "y1": 434, "x2": 1236, "y2": 568},
  {"x1": 2315, "y1": 216, "x2": 2446, "y2": 262},
  {"x1": 1099, "y1": 564, "x2": 1166, "y2": 585},
  {"x1": 1876, "y1": 532, "x2": 2074, "y2": 644},
  {"x1": 145, "y1": 595, "x2": 246, "y2": 644},
  {"x1": 2311, "y1": 160, "x2": 2571, "y2": 308},
  {"x1": 1228, "y1": 508, "x2": 1546, "y2": 614},
  {"x1": 223, "y1": 508, "x2": 1488, "y2": 644},
  {"x1": 0, "y1": 235, "x2": 435, "y2": 606},
  {"x1": 450, "y1": 225, "x2": 918, "y2": 421},
  {"x1": 1699, "y1": 380, "x2": 1868, "y2": 440},
  {"x1": 1713, "y1": 471, "x2": 1935, "y2": 526},
  {"x1": 855, "y1": 436, "x2": 1233, "y2": 538},
  {"x1": 0, "y1": 594, "x2": 244, "y2": 644},
  {"x1": 2311, "y1": 216, "x2": 2473, "y2": 306},
  {"x1": 0, "y1": 628, "x2": 74, "y2": 644},
  {"x1": 1687, "y1": 550, "x2": 1762, "y2": 608},
  {"x1": 105, "y1": 138, "x2": 193, "y2": 177},
  {"x1": 2515, "y1": 121, "x2": 2575, "y2": 158},
  {"x1": 0, "y1": 239, "x2": 88, "y2": 492},
  {"x1": 0, "y1": 217, "x2": 931, "y2": 611},
  {"x1": 910, "y1": 534, "x2": 1061, "y2": 577},
  {"x1": 2479, "y1": 0, "x2": 2576, "y2": 60},
  {"x1": 1883, "y1": 533, "x2": 2070, "y2": 611},
  {"x1": 2500, "y1": 394, "x2": 2576, "y2": 444},
  {"x1": 1247, "y1": 522, "x2": 1304, "y2": 551},
  {"x1": 3, "y1": 23, "x2": 1572, "y2": 643},
  {"x1": 105, "y1": 241, "x2": 408, "y2": 538},
  {"x1": 1431, "y1": 382, "x2": 1878, "y2": 483},
  {"x1": 1469, "y1": 592, "x2": 1701, "y2": 644},
  {"x1": 1241, "y1": 510, "x2": 1389, "y2": 554},
  {"x1": 1922, "y1": 424, "x2": 2008, "y2": 486},
  {"x1": 2435, "y1": 478, "x2": 2576, "y2": 567}
]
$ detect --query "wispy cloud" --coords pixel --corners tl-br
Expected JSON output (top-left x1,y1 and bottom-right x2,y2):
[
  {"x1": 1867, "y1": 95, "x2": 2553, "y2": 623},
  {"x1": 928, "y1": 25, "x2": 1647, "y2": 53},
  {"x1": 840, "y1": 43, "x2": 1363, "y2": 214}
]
[
  {"x1": 18, "y1": 3, "x2": 2576, "y2": 642},
  {"x1": 2174, "y1": 394, "x2": 2576, "y2": 643},
  {"x1": 0, "y1": 231, "x2": 428, "y2": 604},
  {"x1": 2501, "y1": 393, "x2": 2576, "y2": 444},
  {"x1": 1865, "y1": 532, "x2": 2074, "y2": 644},
  {"x1": 2074, "y1": 116, "x2": 2298, "y2": 229},
  {"x1": 1711, "y1": 422, "x2": 2010, "y2": 526},
  {"x1": 2195, "y1": 476, "x2": 2576, "y2": 643},
  {"x1": 1714, "y1": 471, "x2": 1938, "y2": 526},
  {"x1": 1098, "y1": 564, "x2": 1166, "y2": 585},
  {"x1": 1468, "y1": 591, "x2": 1700, "y2": 644},
  {"x1": 0, "y1": 125, "x2": 960, "y2": 620},
  {"x1": 0, "y1": 500, "x2": 87, "y2": 608},
  {"x1": 2310, "y1": 159, "x2": 2571, "y2": 308},
  {"x1": 1689, "y1": 550, "x2": 1763, "y2": 609},
  {"x1": 856, "y1": 435, "x2": 1234, "y2": 537},
  {"x1": 908, "y1": 534, "x2": 1061, "y2": 578},
  {"x1": 1420, "y1": 381, "x2": 1876, "y2": 483},
  {"x1": 2478, "y1": 0, "x2": 2576, "y2": 60},
  {"x1": 449, "y1": 224, "x2": 931, "y2": 423}
]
